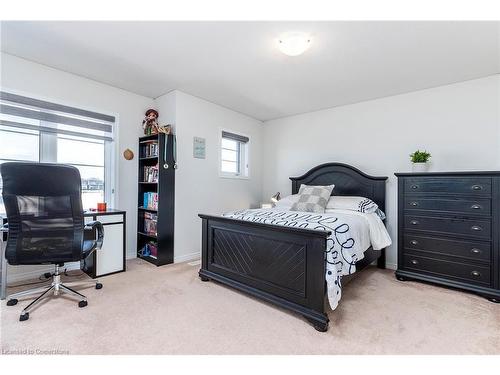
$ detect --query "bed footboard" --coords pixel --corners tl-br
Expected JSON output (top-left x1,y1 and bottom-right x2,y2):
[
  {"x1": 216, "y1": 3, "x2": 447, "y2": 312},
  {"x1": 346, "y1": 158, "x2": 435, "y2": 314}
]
[{"x1": 198, "y1": 214, "x2": 331, "y2": 332}]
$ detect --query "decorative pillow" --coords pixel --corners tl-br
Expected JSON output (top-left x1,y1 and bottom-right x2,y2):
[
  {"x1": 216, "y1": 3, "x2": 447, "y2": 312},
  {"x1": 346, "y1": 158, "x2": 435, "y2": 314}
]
[
  {"x1": 326, "y1": 196, "x2": 378, "y2": 213},
  {"x1": 290, "y1": 184, "x2": 335, "y2": 213},
  {"x1": 274, "y1": 194, "x2": 299, "y2": 210}
]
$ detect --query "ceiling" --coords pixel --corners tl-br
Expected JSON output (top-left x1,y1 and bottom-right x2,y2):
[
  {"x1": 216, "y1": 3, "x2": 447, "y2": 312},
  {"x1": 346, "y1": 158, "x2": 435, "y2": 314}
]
[{"x1": 1, "y1": 21, "x2": 499, "y2": 121}]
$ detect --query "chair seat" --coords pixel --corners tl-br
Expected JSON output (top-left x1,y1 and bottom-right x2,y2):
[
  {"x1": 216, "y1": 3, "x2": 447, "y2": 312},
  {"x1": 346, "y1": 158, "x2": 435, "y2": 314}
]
[{"x1": 82, "y1": 240, "x2": 96, "y2": 258}]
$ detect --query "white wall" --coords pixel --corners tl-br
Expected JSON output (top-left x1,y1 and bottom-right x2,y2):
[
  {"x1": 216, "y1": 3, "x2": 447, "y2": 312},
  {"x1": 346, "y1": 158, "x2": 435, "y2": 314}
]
[
  {"x1": 1, "y1": 53, "x2": 154, "y2": 281},
  {"x1": 155, "y1": 91, "x2": 263, "y2": 262},
  {"x1": 1, "y1": 55, "x2": 264, "y2": 278},
  {"x1": 262, "y1": 75, "x2": 500, "y2": 269},
  {"x1": 2, "y1": 52, "x2": 498, "y2": 276}
]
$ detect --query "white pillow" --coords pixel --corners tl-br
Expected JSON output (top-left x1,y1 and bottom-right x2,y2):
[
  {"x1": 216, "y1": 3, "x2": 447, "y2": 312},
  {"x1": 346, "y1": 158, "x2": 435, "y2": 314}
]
[
  {"x1": 277, "y1": 194, "x2": 385, "y2": 219},
  {"x1": 274, "y1": 194, "x2": 299, "y2": 209},
  {"x1": 326, "y1": 196, "x2": 378, "y2": 213}
]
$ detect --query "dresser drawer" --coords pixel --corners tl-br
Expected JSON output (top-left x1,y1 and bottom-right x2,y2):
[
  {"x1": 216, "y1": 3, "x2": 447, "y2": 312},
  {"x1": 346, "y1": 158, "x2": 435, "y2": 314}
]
[
  {"x1": 404, "y1": 177, "x2": 491, "y2": 196},
  {"x1": 404, "y1": 215, "x2": 491, "y2": 239},
  {"x1": 403, "y1": 254, "x2": 491, "y2": 286},
  {"x1": 404, "y1": 235, "x2": 491, "y2": 262},
  {"x1": 403, "y1": 197, "x2": 491, "y2": 216}
]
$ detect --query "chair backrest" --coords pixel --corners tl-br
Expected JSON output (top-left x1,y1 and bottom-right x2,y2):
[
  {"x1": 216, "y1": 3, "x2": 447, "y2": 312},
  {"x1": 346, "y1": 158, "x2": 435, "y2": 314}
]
[{"x1": 1, "y1": 162, "x2": 84, "y2": 265}]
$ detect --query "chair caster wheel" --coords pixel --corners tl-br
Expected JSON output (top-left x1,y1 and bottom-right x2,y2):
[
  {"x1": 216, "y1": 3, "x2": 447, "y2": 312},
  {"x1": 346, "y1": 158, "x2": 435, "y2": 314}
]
[
  {"x1": 396, "y1": 275, "x2": 407, "y2": 281},
  {"x1": 487, "y1": 297, "x2": 500, "y2": 303},
  {"x1": 78, "y1": 300, "x2": 88, "y2": 308},
  {"x1": 95, "y1": 283, "x2": 103, "y2": 290},
  {"x1": 7, "y1": 299, "x2": 18, "y2": 306},
  {"x1": 19, "y1": 313, "x2": 29, "y2": 321}
]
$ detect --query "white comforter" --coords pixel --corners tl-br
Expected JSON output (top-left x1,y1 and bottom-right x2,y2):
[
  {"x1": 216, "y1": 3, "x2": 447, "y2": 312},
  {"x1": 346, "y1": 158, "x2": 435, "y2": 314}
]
[{"x1": 223, "y1": 208, "x2": 392, "y2": 310}]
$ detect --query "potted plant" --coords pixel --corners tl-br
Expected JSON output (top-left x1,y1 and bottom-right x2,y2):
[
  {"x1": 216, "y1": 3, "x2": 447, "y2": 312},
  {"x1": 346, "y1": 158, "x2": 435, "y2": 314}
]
[{"x1": 410, "y1": 150, "x2": 431, "y2": 172}]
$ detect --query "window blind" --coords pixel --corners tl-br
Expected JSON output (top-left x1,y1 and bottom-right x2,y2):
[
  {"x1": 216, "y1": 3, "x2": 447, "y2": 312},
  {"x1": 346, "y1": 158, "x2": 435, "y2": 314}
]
[
  {"x1": 222, "y1": 130, "x2": 249, "y2": 144},
  {"x1": 0, "y1": 91, "x2": 115, "y2": 141}
]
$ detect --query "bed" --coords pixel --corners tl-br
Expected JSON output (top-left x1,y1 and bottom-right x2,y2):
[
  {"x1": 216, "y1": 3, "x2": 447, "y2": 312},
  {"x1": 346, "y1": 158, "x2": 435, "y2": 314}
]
[{"x1": 198, "y1": 162, "x2": 389, "y2": 332}]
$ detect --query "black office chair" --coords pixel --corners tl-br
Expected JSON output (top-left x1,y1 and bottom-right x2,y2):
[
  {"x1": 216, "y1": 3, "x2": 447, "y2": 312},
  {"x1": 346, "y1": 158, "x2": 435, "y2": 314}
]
[{"x1": 1, "y1": 162, "x2": 104, "y2": 321}]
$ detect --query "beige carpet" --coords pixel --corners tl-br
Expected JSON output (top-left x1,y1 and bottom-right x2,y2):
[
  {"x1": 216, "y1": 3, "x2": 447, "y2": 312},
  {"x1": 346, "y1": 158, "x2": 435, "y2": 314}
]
[{"x1": 1, "y1": 259, "x2": 499, "y2": 355}]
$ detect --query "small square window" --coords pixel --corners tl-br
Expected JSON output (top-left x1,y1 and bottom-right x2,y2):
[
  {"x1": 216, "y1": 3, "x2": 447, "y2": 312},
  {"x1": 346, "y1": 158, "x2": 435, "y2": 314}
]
[{"x1": 220, "y1": 130, "x2": 249, "y2": 178}]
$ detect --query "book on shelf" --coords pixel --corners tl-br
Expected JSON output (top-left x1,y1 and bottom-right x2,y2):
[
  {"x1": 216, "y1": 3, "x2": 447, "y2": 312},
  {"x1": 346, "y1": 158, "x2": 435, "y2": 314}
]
[
  {"x1": 148, "y1": 241, "x2": 158, "y2": 258},
  {"x1": 143, "y1": 192, "x2": 158, "y2": 210},
  {"x1": 140, "y1": 241, "x2": 158, "y2": 258},
  {"x1": 143, "y1": 164, "x2": 159, "y2": 183},
  {"x1": 142, "y1": 142, "x2": 158, "y2": 158},
  {"x1": 143, "y1": 212, "x2": 158, "y2": 237}
]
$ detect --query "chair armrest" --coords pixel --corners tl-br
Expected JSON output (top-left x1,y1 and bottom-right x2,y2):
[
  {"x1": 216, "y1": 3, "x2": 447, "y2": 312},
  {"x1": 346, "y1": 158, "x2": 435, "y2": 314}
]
[
  {"x1": 84, "y1": 221, "x2": 104, "y2": 251},
  {"x1": 0, "y1": 223, "x2": 8, "y2": 232}
]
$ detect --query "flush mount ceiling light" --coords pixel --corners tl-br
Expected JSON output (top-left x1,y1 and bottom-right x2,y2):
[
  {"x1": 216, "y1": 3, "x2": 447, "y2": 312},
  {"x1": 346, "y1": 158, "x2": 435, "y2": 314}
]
[{"x1": 277, "y1": 32, "x2": 311, "y2": 56}]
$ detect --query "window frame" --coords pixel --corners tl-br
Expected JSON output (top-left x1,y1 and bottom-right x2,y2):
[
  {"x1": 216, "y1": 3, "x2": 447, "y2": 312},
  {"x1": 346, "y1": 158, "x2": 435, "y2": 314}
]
[
  {"x1": 218, "y1": 127, "x2": 250, "y2": 180},
  {"x1": 0, "y1": 88, "x2": 117, "y2": 213}
]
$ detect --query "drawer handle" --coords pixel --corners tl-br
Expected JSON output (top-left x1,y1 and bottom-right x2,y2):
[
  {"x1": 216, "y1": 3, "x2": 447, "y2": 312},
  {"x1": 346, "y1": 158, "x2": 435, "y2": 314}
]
[
  {"x1": 410, "y1": 240, "x2": 418, "y2": 246},
  {"x1": 410, "y1": 201, "x2": 418, "y2": 207},
  {"x1": 410, "y1": 220, "x2": 419, "y2": 225},
  {"x1": 410, "y1": 259, "x2": 419, "y2": 265},
  {"x1": 471, "y1": 225, "x2": 483, "y2": 231},
  {"x1": 471, "y1": 185, "x2": 483, "y2": 191},
  {"x1": 471, "y1": 270, "x2": 481, "y2": 277},
  {"x1": 411, "y1": 185, "x2": 419, "y2": 190},
  {"x1": 470, "y1": 248, "x2": 482, "y2": 255},
  {"x1": 470, "y1": 204, "x2": 482, "y2": 210}
]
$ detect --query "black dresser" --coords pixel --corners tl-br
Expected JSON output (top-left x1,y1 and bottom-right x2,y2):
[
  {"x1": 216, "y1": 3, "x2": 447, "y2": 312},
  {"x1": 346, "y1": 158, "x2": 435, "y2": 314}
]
[{"x1": 395, "y1": 172, "x2": 500, "y2": 302}]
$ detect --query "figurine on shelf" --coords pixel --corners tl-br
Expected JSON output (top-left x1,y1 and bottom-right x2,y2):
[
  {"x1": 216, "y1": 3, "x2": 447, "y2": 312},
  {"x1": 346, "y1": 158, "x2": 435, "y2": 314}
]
[{"x1": 142, "y1": 109, "x2": 159, "y2": 135}]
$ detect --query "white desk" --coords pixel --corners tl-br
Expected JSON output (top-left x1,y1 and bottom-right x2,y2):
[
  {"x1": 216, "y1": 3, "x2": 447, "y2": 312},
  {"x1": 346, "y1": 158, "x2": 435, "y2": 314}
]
[{"x1": 0, "y1": 210, "x2": 126, "y2": 300}]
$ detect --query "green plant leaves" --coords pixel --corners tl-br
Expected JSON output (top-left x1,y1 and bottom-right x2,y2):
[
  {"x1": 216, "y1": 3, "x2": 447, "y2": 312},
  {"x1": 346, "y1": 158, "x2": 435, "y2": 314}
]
[{"x1": 410, "y1": 150, "x2": 431, "y2": 163}]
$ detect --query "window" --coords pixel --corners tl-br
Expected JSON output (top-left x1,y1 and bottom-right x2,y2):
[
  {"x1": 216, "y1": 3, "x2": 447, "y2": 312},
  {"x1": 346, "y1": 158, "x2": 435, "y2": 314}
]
[
  {"x1": 57, "y1": 135, "x2": 106, "y2": 210},
  {"x1": 220, "y1": 130, "x2": 249, "y2": 178},
  {"x1": 0, "y1": 91, "x2": 115, "y2": 213}
]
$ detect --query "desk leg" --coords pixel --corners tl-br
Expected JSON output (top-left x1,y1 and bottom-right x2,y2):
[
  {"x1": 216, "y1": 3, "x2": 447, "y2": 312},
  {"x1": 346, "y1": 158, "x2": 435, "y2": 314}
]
[{"x1": 1, "y1": 236, "x2": 7, "y2": 300}]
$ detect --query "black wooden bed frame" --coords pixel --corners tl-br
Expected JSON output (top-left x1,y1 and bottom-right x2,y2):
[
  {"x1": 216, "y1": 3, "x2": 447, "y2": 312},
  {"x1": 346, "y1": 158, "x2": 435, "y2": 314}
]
[{"x1": 198, "y1": 163, "x2": 388, "y2": 332}]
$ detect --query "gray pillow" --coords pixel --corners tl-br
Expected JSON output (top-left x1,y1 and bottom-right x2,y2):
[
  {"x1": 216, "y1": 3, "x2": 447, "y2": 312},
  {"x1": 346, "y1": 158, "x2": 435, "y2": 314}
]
[{"x1": 290, "y1": 184, "x2": 335, "y2": 213}]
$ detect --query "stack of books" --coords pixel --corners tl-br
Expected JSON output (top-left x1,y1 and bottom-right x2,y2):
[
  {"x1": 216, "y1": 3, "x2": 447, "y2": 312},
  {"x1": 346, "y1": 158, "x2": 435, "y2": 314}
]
[
  {"x1": 140, "y1": 241, "x2": 158, "y2": 258},
  {"x1": 143, "y1": 164, "x2": 159, "y2": 183},
  {"x1": 143, "y1": 192, "x2": 158, "y2": 210},
  {"x1": 142, "y1": 142, "x2": 158, "y2": 158},
  {"x1": 144, "y1": 212, "x2": 158, "y2": 236}
]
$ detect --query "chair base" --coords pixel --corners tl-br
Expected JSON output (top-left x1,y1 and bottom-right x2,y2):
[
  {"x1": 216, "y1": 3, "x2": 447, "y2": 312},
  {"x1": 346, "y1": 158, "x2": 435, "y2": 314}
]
[{"x1": 7, "y1": 265, "x2": 101, "y2": 321}]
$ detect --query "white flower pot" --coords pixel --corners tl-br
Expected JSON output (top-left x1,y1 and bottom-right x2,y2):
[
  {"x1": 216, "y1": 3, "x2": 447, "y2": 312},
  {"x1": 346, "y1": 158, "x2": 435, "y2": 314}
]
[{"x1": 412, "y1": 162, "x2": 429, "y2": 173}]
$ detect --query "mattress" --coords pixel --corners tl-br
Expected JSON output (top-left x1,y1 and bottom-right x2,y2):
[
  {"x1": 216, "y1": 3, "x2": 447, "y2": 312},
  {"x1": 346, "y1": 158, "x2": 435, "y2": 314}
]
[{"x1": 222, "y1": 208, "x2": 392, "y2": 310}]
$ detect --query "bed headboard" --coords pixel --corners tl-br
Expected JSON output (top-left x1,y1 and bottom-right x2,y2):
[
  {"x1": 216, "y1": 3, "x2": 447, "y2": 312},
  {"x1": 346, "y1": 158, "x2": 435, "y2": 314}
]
[{"x1": 290, "y1": 163, "x2": 388, "y2": 212}]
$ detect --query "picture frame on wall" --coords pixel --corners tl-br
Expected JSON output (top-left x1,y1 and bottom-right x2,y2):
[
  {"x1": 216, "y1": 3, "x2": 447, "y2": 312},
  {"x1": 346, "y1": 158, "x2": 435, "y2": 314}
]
[{"x1": 193, "y1": 136, "x2": 206, "y2": 159}]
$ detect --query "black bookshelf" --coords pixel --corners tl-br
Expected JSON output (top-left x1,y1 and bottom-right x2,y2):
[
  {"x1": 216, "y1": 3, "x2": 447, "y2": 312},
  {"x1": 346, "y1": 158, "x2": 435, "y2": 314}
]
[{"x1": 137, "y1": 133, "x2": 175, "y2": 266}]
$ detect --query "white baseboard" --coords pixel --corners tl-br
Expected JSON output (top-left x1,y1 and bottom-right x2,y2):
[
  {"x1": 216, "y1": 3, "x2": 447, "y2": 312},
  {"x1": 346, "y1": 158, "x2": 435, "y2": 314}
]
[
  {"x1": 126, "y1": 251, "x2": 201, "y2": 264},
  {"x1": 369, "y1": 260, "x2": 397, "y2": 271},
  {"x1": 385, "y1": 262, "x2": 397, "y2": 270},
  {"x1": 174, "y1": 251, "x2": 201, "y2": 263},
  {"x1": 129, "y1": 251, "x2": 394, "y2": 269},
  {"x1": 5, "y1": 262, "x2": 81, "y2": 284},
  {"x1": 5, "y1": 257, "x2": 395, "y2": 283}
]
